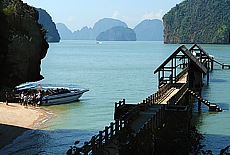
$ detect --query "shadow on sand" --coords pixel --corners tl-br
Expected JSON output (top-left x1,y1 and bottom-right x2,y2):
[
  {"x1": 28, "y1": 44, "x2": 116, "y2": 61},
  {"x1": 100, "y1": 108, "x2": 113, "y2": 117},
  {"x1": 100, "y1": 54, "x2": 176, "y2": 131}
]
[{"x1": 0, "y1": 124, "x2": 30, "y2": 149}]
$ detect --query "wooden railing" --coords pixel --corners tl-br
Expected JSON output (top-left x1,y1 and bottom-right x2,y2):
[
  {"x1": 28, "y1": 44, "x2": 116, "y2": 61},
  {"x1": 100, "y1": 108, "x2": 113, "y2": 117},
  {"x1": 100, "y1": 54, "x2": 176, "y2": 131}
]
[
  {"x1": 153, "y1": 83, "x2": 172, "y2": 103},
  {"x1": 115, "y1": 99, "x2": 126, "y2": 109},
  {"x1": 119, "y1": 105, "x2": 166, "y2": 154},
  {"x1": 167, "y1": 82, "x2": 188, "y2": 105},
  {"x1": 75, "y1": 100, "x2": 166, "y2": 155}
]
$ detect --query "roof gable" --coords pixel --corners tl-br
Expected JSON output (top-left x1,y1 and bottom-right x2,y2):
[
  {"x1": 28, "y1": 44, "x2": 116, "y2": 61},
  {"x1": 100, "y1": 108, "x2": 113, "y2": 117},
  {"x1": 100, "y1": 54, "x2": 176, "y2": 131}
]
[{"x1": 154, "y1": 45, "x2": 207, "y2": 74}]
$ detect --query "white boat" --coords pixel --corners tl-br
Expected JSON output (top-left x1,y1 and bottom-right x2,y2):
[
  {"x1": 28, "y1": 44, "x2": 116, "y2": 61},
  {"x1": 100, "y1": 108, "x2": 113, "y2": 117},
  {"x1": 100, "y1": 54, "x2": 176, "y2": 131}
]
[
  {"x1": 41, "y1": 87, "x2": 89, "y2": 106},
  {"x1": 15, "y1": 83, "x2": 89, "y2": 106},
  {"x1": 96, "y1": 41, "x2": 102, "y2": 44}
]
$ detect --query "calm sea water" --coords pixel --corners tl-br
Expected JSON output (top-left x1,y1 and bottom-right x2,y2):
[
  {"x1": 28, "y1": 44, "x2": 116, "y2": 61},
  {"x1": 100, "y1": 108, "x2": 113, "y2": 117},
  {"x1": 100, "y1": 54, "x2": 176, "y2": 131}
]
[{"x1": 1, "y1": 41, "x2": 230, "y2": 154}]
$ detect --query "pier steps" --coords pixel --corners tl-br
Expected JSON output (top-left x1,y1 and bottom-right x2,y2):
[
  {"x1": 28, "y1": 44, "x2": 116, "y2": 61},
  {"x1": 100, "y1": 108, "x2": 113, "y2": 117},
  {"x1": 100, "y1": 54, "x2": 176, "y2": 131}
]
[{"x1": 188, "y1": 89, "x2": 222, "y2": 112}]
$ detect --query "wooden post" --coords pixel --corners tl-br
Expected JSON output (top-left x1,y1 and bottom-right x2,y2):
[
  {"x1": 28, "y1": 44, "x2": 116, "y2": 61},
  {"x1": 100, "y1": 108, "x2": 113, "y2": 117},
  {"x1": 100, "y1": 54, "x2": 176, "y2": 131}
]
[
  {"x1": 151, "y1": 95, "x2": 154, "y2": 105},
  {"x1": 119, "y1": 101, "x2": 122, "y2": 106},
  {"x1": 105, "y1": 126, "x2": 109, "y2": 143},
  {"x1": 91, "y1": 136, "x2": 96, "y2": 154},
  {"x1": 115, "y1": 102, "x2": 118, "y2": 109},
  {"x1": 83, "y1": 142, "x2": 90, "y2": 155},
  {"x1": 143, "y1": 100, "x2": 146, "y2": 110},
  {"x1": 98, "y1": 131, "x2": 103, "y2": 148},
  {"x1": 120, "y1": 119, "x2": 123, "y2": 130},
  {"x1": 115, "y1": 119, "x2": 119, "y2": 135},
  {"x1": 123, "y1": 99, "x2": 125, "y2": 105},
  {"x1": 146, "y1": 97, "x2": 149, "y2": 106},
  {"x1": 211, "y1": 59, "x2": 214, "y2": 71},
  {"x1": 110, "y1": 122, "x2": 114, "y2": 138},
  {"x1": 207, "y1": 70, "x2": 209, "y2": 85}
]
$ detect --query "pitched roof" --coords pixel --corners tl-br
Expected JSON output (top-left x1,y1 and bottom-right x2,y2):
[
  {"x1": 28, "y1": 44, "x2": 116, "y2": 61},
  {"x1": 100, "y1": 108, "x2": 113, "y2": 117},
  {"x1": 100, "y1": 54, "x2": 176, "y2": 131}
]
[
  {"x1": 154, "y1": 45, "x2": 207, "y2": 74},
  {"x1": 189, "y1": 44, "x2": 213, "y2": 60}
]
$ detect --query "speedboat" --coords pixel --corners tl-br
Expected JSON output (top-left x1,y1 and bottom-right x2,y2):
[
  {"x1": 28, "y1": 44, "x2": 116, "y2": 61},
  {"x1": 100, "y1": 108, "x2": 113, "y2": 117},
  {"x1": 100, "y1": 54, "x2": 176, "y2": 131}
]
[
  {"x1": 41, "y1": 86, "x2": 89, "y2": 105},
  {"x1": 15, "y1": 83, "x2": 89, "y2": 106}
]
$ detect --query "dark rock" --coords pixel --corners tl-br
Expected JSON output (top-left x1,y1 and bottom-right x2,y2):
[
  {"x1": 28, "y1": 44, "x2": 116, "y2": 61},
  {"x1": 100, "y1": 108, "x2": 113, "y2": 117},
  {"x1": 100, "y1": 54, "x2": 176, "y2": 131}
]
[{"x1": 0, "y1": 0, "x2": 49, "y2": 96}]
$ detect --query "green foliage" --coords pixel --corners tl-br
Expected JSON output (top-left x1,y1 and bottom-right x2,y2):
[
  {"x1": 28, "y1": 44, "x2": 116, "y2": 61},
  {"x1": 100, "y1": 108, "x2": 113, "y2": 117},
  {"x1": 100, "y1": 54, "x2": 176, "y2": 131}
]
[
  {"x1": 163, "y1": 0, "x2": 230, "y2": 44},
  {"x1": 2, "y1": 4, "x2": 15, "y2": 15}
]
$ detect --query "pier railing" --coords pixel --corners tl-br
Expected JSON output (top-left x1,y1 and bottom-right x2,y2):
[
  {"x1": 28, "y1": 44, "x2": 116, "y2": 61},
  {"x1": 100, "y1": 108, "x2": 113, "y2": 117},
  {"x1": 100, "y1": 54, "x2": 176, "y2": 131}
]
[
  {"x1": 167, "y1": 82, "x2": 188, "y2": 105},
  {"x1": 77, "y1": 100, "x2": 166, "y2": 155},
  {"x1": 153, "y1": 83, "x2": 172, "y2": 103}
]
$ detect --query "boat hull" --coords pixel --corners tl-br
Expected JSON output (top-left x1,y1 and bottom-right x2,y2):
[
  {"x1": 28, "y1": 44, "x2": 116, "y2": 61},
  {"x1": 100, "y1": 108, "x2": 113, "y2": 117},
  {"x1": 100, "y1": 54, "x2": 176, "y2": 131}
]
[{"x1": 41, "y1": 90, "x2": 88, "y2": 106}]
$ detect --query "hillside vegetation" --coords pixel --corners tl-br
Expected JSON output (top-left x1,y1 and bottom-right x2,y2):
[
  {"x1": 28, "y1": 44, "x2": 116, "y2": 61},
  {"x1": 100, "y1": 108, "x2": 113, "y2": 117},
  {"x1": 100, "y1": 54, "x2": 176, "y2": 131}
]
[
  {"x1": 96, "y1": 26, "x2": 136, "y2": 41},
  {"x1": 163, "y1": 0, "x2": 230, "y2": 44}
]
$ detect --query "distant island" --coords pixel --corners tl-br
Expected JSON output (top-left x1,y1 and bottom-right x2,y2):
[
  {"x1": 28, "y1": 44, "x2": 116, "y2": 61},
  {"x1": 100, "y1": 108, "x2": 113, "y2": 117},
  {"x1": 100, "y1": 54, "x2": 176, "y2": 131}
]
[
  {"x1": 56, "y1": 18, "x2": 164, "y2": 41},
  {"x1": 134, "y1": 19, "x2": 163, "y2": 41},
  {"x1": 96, "y1": 26, "x2": 136, "y2": 41},
  {"x1": 163, "y1": 0, "x2": 230, "y2": 44}
]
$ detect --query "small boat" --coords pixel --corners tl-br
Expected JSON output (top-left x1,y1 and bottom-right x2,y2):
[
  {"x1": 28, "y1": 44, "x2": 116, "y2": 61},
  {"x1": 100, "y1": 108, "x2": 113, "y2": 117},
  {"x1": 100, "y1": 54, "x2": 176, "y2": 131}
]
[
  {"x1": 96, "y1": 41, "x2": 102, "y2": 44},
  {"x1": 15, "y1": 83, "x2": 89, "y2": 106}
]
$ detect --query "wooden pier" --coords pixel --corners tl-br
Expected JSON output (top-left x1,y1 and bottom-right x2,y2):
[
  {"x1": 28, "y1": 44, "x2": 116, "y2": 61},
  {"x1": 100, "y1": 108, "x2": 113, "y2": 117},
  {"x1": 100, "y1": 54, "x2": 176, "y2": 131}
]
[{"x1": 69, "y1": 44, "x2": 225, "y2": 155}]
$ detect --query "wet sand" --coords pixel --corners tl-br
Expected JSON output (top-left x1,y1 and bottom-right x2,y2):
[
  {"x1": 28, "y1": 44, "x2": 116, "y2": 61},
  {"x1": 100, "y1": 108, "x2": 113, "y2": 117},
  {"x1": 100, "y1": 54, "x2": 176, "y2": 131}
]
[{"x1": 0, "y1": 102, "x2": 47, "y2": 149}]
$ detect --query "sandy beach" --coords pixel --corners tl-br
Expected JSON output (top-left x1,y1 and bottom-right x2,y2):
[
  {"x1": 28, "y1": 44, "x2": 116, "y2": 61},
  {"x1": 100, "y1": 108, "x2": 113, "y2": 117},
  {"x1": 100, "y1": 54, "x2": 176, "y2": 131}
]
[{"x1": 0, "y1": 102, "x2": 48, "y2": 149}]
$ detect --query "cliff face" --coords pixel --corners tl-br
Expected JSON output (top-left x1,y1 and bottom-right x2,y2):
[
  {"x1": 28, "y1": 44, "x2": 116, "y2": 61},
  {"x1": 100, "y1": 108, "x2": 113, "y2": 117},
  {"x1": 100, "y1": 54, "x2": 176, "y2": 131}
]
[
  {"x1": 163, "y1": 0, "x2": 230, "y2": 44},
  {"x1": 0, "y1": 0, "x2": 49, "y2": 93},
  {"x1": 37, "y1": 8, "x2": 60, "y2": 42}
]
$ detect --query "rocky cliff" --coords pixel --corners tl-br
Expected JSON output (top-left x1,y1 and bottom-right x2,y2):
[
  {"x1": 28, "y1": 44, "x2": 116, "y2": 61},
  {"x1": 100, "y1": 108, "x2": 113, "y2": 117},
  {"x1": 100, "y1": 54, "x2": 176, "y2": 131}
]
[
  {"x1": 96, "y1": 26, "x2": 136, "y2": 41},
  {"x1": 37, "y1": 8, "x2": 60, "y2": 42},
  {"x1": 0, "y1": 0, "x2": 49, "y2": 97},
  {"x1": 163, "y1": 0, "x2": 230, "y2": 44}
]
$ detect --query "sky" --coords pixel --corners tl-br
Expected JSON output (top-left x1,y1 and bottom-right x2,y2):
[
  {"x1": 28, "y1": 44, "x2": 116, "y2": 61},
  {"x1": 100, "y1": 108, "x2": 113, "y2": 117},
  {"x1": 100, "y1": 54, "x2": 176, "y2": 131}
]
[{"x1": 22, "y1": 0, "x2": 184, "y2": 31}]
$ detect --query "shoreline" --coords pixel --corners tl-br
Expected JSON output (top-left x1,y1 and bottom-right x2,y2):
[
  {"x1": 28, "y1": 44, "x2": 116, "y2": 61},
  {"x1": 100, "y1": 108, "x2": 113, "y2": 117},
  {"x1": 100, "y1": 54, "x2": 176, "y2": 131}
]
[{"x1": 0, "y1": 102, "x2": 51, "y2": 149}]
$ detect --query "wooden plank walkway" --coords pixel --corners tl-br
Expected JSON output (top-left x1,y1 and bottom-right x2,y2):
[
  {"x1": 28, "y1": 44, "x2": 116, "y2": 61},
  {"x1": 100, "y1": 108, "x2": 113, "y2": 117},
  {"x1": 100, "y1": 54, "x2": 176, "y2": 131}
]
[
  {"x1": 160, "y1": 88, "x2": 179, "y2": 104},
  {"x1": 130, "y1": 105, "x2": 163, "y2": 132},
  {"x1": 156, "y1": 73, "x2": 187, "y2": 104},
  {"x1": 99, "y1": 104, "x2": 164, "y2": 155}
]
